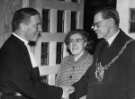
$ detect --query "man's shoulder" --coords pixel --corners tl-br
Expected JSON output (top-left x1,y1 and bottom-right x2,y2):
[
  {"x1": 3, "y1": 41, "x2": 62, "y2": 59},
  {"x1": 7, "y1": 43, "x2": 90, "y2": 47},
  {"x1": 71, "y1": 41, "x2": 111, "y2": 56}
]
[{"x1": 119, "y1": 29, "x2": 133, "y2": 40}]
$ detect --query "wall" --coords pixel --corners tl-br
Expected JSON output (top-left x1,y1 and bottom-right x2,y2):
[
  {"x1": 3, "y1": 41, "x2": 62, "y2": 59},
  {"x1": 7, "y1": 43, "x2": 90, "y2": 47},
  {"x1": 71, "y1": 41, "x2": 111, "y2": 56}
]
[
  {"x1": 117, "y1": 0, "x2": 135, "y2": 39},
  {"x1": 0, "y1": 0, "x2": 22, "y2": 47}
]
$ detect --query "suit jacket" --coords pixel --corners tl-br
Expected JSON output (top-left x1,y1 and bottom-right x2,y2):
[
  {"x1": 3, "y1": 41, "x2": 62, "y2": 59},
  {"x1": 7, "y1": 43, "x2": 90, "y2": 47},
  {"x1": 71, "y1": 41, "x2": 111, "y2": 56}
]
[
  {"x1": 0, "y1": 34, "x2": 62, "y2": 99},
  {"x1": 71, "y1": 30, "x2": 135, "y2": 99}
]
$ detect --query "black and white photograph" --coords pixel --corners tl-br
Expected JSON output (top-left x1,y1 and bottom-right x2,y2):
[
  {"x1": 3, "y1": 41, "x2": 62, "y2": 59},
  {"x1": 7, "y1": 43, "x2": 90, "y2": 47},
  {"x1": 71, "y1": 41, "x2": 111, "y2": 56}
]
[{"x1": 0, "y1": 0, "x2": 135, "y2": 99}]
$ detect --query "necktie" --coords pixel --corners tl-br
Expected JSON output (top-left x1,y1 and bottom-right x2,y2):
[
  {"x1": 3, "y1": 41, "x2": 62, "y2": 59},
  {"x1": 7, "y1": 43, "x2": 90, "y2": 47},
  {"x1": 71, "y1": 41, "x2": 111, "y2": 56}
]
[
  {"x1": 98, "y1": 39, "x2": 109, "y2": 63},
  {"x1": 102, "y1": 39, "x2": 109, "y2": 48}
]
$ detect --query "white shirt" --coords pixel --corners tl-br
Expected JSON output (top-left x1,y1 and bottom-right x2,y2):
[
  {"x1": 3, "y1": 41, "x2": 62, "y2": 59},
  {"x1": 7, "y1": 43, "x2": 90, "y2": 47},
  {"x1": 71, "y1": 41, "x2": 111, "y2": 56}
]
[
  {"x1": 107, "y1": 30, "x2": 120, "y2": 46},
  {"x1": 13, "y1": 33, "x2": 38, "y2": 68}
]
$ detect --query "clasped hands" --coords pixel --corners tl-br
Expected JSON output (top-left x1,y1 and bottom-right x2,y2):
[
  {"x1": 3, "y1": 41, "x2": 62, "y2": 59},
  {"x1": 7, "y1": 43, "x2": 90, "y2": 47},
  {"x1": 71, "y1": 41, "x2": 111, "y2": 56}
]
[{"x1": 61, "y1": 85, "x2": 75, "y2": 99}]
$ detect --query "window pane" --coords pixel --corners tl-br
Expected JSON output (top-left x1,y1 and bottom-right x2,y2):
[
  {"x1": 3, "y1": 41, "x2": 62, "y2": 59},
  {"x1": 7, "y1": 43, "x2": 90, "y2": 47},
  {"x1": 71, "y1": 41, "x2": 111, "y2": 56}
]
[
  {"x1": 42, "y1": 9, "x2": 50, "y2": 32},
  {"x1": 56, "y1": 42, "x2": 63, "y2": 64},
  {"x1": 71, "y1": 0, "x2": 78, "y2": 3},
  {"x1": 41, "y1": 75, "x2": 48, "y2": 84},
  {"x1": 58, "y1": 0, "x2": 65, "y2": 1},
  {"x1": 130, "y1": 22, "x2": 135, "y2": 32},
  {"x1": 129, "y1": 9, "x2": 135, "y2": 33},
  {"x1": 71, "y1": 11, "x2": 77, "y2": 30},
  {"x1": 130, "y1": 9, "x2": 135, "y2": 21},
  {"x1": 57, "y1": 10, "x2": 64, "y2": 32},
  {"x1": 41, "y1": 42, "x2": 49, "y2": 65}
]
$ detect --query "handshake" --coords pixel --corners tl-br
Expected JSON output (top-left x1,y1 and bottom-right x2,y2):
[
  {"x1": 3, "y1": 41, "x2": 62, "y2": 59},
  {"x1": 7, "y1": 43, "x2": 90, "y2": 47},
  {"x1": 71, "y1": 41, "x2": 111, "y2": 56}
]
[{"x1": 61, "y1": 85, "x2": 75, "y2": 99}]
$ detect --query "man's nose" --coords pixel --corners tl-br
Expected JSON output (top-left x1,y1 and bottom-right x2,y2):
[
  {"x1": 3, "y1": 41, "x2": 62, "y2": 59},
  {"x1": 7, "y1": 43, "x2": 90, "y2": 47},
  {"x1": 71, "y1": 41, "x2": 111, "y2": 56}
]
[
  {"x1": 91, "y1": 25, "x2": 97, "y2": 31},
  {"x1": 38, "y1": 25, "x2": 42, "y2": 32},
  {"x1": 72, "y1": 41, "x2": 78, "y2": 46}
]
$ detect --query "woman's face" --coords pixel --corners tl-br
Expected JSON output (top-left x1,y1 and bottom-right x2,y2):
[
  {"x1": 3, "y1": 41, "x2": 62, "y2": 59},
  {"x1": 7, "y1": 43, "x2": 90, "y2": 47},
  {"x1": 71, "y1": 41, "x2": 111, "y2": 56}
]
[{"x1": 69, "y1": 33, "x2": 86, "y2": 56}]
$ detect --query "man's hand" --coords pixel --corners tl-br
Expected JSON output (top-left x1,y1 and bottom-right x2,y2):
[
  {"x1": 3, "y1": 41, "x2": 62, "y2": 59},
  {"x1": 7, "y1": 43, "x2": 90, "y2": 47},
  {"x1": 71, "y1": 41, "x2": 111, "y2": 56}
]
[
  {"x1": 80, "y1": 95, "x2": 87, "y2": 99},
  {"x1": 61, "y1": 85, "x2": 75, "y2": 99}
]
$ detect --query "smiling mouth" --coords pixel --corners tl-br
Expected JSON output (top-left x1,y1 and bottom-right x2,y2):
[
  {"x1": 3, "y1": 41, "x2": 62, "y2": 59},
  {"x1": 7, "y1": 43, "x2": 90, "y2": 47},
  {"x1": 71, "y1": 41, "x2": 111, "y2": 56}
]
[{"x1": 72, "y1": 48, "x2": 79, "y2": 50}]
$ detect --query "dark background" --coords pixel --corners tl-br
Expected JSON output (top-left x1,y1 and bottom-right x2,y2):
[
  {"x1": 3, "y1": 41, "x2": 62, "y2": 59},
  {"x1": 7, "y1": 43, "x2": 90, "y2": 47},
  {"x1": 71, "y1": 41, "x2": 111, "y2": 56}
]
[{"x1": 84, "y1": 0, "x2": 117, "y2": 54}]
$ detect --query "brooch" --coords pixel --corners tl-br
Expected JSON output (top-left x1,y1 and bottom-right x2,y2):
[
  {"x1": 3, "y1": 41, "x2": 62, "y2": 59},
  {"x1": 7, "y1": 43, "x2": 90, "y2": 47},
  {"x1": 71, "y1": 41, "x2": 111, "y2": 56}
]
[
  {"x1": 95, "y1": 62, "x2": 105, "y2": 82},
  {"x1": 95, "y1": 39, "x2": 133, "y2": 82}
]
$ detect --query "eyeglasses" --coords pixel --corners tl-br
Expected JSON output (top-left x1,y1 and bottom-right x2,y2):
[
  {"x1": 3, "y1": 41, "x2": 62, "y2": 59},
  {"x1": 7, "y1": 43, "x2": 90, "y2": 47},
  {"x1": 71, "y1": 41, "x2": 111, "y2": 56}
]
[
  {"x1": 91, "y1": 19, "x2": 107, "y2": 30},
  {"x1": 69, "y1": 38, "x2": 84, "y2": 43}
]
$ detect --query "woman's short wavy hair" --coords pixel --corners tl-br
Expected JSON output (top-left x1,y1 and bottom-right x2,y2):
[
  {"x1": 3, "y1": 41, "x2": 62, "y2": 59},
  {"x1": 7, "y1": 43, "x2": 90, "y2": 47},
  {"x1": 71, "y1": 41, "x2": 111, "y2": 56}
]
[{"x1": 64, "y1": 29, "x2": 94, "y2": 52}]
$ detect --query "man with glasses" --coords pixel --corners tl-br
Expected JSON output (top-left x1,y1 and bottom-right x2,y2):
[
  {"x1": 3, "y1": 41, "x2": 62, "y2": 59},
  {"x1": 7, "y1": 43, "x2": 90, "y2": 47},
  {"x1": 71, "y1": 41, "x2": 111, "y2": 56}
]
[{"x1": 69, "y1": 8, "x2": 135, "y2": 99}]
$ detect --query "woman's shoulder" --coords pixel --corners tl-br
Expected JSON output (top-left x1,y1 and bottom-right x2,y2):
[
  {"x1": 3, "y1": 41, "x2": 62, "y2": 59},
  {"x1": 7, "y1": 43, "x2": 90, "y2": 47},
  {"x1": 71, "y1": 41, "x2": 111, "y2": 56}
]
[
  {"x1": 81, "y1": 51, "x2": 93, "y2": 65},
  {"x1": 62, "y1": 55, "x2": 73, "y2": 60},
  {"x1": 61, "y1": 55, "x2": 73, "y2": 64}
]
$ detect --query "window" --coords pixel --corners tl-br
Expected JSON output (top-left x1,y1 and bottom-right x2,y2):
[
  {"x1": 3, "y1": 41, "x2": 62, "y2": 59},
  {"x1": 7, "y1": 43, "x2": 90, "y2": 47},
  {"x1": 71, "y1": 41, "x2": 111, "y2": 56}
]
[
  {"x1": 71, "y1": 11, "x2": 77, "y2": 30},
  {"x1": 56, "y1": 42, "x2": 64, "y2": 64},
  {"x1": 57, "y1": 10, "x2": 64, "y2": 32},
  {"x1": 129, "y1": 8, "x2": 135, "y2": 33},
  {"x1": 41, "y1": 42, "x2": 49, "y2": 65},
  {"x1": 42, "y1": 9, "x2": 50, "y2": 32}
]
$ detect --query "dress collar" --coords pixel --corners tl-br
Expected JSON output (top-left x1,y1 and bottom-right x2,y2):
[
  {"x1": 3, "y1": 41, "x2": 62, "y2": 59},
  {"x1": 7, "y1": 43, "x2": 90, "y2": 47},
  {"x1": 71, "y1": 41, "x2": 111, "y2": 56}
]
[{"x1": 74, "y1": 51, "x2": 84, "y2": 62}]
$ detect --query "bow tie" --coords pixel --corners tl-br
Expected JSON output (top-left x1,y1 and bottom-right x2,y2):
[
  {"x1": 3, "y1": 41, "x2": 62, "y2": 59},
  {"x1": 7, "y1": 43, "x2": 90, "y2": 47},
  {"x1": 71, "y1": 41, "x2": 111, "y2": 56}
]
[{"x1": 28, "y1": 41, "x2": 36, "y2": 46}]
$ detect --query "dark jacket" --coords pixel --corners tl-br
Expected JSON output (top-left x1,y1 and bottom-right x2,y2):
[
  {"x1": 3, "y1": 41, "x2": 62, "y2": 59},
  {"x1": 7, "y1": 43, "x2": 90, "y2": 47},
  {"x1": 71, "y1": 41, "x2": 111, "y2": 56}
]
[
  {"x1": 71, "y1": 30, "x2": 135, "y2": 99},
  {"x1": 0, "y1": 34, "x2": 62, "y2": 99}
]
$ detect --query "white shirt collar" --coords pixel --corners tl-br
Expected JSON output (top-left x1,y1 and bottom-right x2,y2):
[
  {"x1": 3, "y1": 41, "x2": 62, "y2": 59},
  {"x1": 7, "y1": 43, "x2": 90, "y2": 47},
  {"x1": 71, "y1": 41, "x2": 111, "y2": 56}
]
[
  {"x1": 106, "y1": 30, "x2": 120, "y2": 46},
  {"x1": 74, "y1": 51, "x2": 84, "y2": 61},
  {"x1": 13, "y1": 33, "x2": 38, "y2": 68},
  {"x1": 12, "y1": 33, "x2": 28, "y2": 45}
]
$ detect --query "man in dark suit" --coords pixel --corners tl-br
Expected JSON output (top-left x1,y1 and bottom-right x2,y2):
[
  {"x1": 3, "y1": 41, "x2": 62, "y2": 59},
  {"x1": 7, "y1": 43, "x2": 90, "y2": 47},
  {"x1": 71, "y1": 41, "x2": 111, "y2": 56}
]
[
  {"x1": 70, "y1": 8, "x2": 135, "y2": 99},
  {"x1": 0, "y1": 8, "x2": 73, "y2": 99}
]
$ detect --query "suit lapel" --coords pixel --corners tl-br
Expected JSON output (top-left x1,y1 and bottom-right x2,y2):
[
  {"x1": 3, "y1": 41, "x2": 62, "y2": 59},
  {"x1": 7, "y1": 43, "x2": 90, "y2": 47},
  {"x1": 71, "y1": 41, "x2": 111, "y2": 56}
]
[{"x1": 10, "y1": 35, "x2": 33, "y2": 71}]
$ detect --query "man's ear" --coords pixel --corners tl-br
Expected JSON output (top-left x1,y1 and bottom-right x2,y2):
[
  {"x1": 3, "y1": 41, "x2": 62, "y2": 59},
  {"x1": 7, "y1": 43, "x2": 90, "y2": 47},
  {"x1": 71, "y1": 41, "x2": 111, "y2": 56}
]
[
  {"x1": 109, "y1": 18, "x2": 115, "y2": 26},
  {"x1": 20, "y1": 23, "x2": 27, "y2": 31}
]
